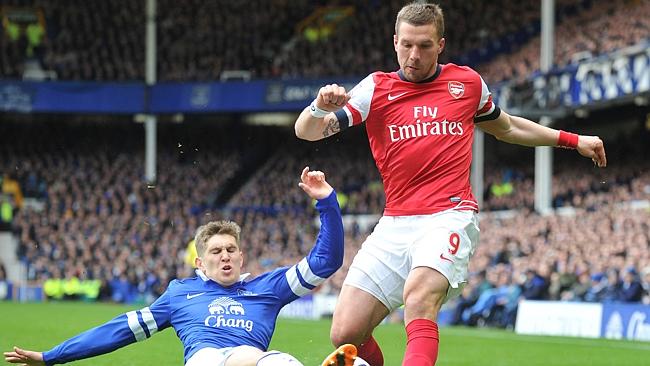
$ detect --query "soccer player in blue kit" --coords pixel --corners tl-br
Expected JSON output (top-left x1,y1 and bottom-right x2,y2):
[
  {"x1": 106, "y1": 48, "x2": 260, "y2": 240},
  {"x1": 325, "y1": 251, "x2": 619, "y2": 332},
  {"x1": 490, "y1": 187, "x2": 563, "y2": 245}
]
[{"x1": 4, "y1": 167, "x2": 355, "y2": 366}]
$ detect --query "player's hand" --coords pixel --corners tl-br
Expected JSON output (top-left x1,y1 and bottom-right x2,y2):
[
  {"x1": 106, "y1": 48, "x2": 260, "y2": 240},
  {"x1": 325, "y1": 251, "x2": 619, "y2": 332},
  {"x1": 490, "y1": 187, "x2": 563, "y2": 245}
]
[
  {"x1": 577, "y1": 135, "x2": 606, "y2": 167},
  {"x1": 3, "y1": 346, "x2": 45, "y2": 365},
  {"x1": 315, "y1": 84, "x2": 351, "y2": 112},
  {"x1": 298, "y1": 166, "x2": 333, "y2": 200}
]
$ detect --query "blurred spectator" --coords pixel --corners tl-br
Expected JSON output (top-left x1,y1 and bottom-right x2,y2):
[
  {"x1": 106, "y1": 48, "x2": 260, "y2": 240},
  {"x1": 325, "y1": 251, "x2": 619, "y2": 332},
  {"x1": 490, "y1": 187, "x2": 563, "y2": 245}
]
[
  {"x1": 585, "y1": 273, "x2": 607, "y2": 302},
  {"x1": 563, "y1": 270, "x2": 592, "y2": 301},
  {"x1": 0, "y1": 195, "x2": 14, "y2": 231},
  {"x1": 450, "y1": 271, "x2": 492, "y2": 326},
  {"x1": 521, "y1": 267, "x2": 550, "y2": 300},
  {"x1": 600, "y1": 269, "x2": 622, "y2": 302},
  {"x1": 462, "y1": 268, "x2": 521, "y2": 328},
  {"x1": 0, "y1": 262, "x2": 8, "y2": 300},
  {"x1": 1, "y1": 173, "x2": 23, "y2": 209},
  {"x1": 620, "y1": 267, "x2": 644, "y2": 303},
  {"x1": 641, "y1": 267, "x2": 650, "y2": 305}
]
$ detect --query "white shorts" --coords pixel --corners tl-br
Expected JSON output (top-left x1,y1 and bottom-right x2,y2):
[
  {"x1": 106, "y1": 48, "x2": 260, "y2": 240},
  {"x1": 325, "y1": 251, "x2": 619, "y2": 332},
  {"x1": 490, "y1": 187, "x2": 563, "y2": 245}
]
[
  {"x1": 184, "y1": 346, "x2": 241, "y2": 366},
  {"x1": 344, "y1": 209, "x2": 479, "y2": 311}
]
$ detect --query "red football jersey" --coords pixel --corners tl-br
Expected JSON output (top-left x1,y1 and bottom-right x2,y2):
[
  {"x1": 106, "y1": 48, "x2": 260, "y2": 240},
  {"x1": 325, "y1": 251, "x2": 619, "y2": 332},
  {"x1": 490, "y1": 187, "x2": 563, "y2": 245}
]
[{"x1": 334, "y1": 63, "x2": 500, "y2": 216}]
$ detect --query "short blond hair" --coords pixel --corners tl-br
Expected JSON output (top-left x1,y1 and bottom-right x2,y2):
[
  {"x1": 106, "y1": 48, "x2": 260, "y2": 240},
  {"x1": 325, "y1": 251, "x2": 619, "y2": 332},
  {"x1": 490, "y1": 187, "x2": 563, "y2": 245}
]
[
  {"x1": 194, "y1": 220, "x2": 241, "y2": 256},
  {"x1": 395, "y1": 2, "x2": 445, "y2": 40}
]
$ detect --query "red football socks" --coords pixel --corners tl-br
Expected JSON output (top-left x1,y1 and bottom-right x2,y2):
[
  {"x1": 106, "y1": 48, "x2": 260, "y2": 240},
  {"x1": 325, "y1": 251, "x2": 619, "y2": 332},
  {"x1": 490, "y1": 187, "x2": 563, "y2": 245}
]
[
  {"x1": 402, "y1": 319, "x2": 439, "y2": 366},
  {"x1": 358, "y1": 335, "x2": 384, "y2": 366}
]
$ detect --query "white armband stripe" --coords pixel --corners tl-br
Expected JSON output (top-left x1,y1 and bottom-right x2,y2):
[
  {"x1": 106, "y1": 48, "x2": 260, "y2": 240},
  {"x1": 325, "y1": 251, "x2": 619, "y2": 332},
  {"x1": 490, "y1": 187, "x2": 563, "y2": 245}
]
[
  {"x1": 126, "y1": 311, "x2": 146, "y2": 342},
  {"x1": 285, "y1": 266, "x2": 311, "y2": 297},
  {"x1": 140, "y1": 307, "x2": 158, "y2": 336},
  {"x1": 297, "y1": 258, "x2": 326, "y2": 287}
]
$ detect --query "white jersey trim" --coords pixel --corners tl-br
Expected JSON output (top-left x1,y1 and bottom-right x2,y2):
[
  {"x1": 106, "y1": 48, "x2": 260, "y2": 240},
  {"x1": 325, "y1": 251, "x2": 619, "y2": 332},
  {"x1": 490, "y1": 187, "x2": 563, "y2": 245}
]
[
  {"x1": 297, "y1": 258, "x2": 325, "y2": 286},
  {"x1": 126, "y1": 310, "x2": 146, "y2": 341},
  {"x1": 285, "y1": 265, "x2": 312, "y2": 297},
  {"x1": 476, "y1": 76, "x2": 495, "y2": 117},
  {"x1": 140, "y1": 307, "x2": 158, "y2": 336},
  {"x1": 348, "y1": 74, "x2": 375, "y2": 123}
]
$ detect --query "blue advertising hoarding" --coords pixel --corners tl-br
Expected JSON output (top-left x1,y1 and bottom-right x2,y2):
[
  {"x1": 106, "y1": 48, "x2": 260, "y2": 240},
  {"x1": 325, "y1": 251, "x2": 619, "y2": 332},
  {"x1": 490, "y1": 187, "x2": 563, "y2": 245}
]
[
  {"x1": 0, "y1": 81, "x2": 144, "y2": 113},
  {"x1": 601, "y1": 303, "x2": 650, "y2": 342},
  {"x1": 149, "y1": 79, "x2": 359, "y2": 113},
  {"x1": 0, "y1": 43, "x2": 647, "y2": 114}
]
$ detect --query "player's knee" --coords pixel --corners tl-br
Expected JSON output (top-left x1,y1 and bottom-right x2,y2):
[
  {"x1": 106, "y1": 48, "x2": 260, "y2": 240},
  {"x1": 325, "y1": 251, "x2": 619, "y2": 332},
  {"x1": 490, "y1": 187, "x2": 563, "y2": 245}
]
[
  {"x1": 404, "y1": 288, "x2": 446, "y2": 317},
  {"x1": 330, "y1": 322, "x2": 366, "y2": 346},
  {"x1": 257, "y1": 351, "x2": 304, "y2": 366}
]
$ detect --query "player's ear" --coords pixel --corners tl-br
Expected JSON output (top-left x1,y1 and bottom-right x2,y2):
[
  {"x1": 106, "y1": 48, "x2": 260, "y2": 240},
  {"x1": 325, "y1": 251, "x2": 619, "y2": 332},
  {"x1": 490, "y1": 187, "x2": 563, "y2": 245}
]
[
  {"x1": 438, "y1": 37, "x2": 445, "y2": 54},
  {"x1": 393, "y1": 34, "x2": 398, "y2": 51},
  {"x1": 195, "y1": 256, "x2": 203, "y2": 271},
  {"x1": 239, "y1": 251, "x2": 244, "y2": 269}
]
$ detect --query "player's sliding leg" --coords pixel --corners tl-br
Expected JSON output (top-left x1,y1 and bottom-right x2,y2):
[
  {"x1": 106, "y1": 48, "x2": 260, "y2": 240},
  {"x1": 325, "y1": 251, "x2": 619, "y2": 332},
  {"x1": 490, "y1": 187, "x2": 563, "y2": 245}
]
[
  {"x1": 222, "y1": 345, "x2": 304, "y2": 366},
  {"x1": 330, "y1": 285, "x2": 390, "y2": 366},
  {"x1": 256, "y1": 351, "x2": 304, "y2": 366},
  {"x1": 402, "y1": 267, "x2": 448, "y2": 366}
]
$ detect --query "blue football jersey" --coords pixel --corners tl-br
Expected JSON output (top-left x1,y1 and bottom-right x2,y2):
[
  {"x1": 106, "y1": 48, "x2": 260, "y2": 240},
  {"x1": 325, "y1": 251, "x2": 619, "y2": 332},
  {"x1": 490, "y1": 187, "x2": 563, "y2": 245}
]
[{"x1": 42, "y1": 191, "x2": 344, "y2": 365}]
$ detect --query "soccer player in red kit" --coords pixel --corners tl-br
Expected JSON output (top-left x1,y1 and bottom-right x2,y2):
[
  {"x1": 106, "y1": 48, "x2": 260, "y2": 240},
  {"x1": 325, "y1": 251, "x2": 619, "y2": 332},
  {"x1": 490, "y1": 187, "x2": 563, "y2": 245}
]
[{"x1": 297, "y1": 3, "x2": 607, "y2": 366}]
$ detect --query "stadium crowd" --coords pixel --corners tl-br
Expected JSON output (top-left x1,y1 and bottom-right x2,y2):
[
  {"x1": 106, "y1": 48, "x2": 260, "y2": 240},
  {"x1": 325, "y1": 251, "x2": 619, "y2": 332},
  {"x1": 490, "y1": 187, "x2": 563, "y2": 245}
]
[
  {"x1": 478, "y1": 0, "x2": 650, "y2": 84},
  {"x1": 1, "y1": 120, "x2": 247, "y2": 302},
  {"x1": 2, "y1": 0, "x2": 648, "y2": 84},
  {"x1": 1, "y1": 0, "x2": 145, "y2": 80},
  {"x1": 1, "y1": 0, "x2": 649, "y2": 333},
  {"x1": 1, "y1": 120, "x2": 648, "y2": 319}
]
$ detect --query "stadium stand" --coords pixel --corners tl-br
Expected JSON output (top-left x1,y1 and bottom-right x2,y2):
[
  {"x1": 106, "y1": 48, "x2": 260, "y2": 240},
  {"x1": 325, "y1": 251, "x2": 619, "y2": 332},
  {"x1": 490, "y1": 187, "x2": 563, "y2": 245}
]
[
  {"x1": 7, "y1": 0, "x2": 649, "y2": 82},
  {"x1": 1, "y1": 0, "x2": 145, "y2": 80},
  {"x1": 0, "y1": 116, "x2": 647, "y2": 307},
  {"x1": 0, "y1": 1, "x2": 648, "y2": 342},
  {"x1": 479, "y1": 0, "x2": 650, "y2": 84}
]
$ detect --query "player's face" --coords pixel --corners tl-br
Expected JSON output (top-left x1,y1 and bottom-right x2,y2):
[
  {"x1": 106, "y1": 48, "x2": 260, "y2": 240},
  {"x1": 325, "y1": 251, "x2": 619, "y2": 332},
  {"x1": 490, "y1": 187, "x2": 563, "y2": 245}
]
[
  {"x1": 197, "y1": 234, "x2": 243, "y2": 287},
  {"x1": 394, "y1": 22, "x2": 445, "y2": 82}
]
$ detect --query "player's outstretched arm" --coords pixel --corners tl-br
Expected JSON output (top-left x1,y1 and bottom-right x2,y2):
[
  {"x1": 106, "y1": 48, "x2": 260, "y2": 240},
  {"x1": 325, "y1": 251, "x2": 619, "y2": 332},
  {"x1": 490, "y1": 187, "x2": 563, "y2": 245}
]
[
  {"x1": 4, "y1": 346, "x2": 45, "y2": 365},
  {"x1": 15, "y1": 294, "x2": 172, "y2": 365},
  {"x1": 267, "y1": 168, "x2": 344, "y2": 304},
  {"x1": 295, "y1": 84, "x2": 350, "y2": 141},
  {"x1": 477, "y1": 110, "x2": 606, "y2": 167},
  {"x1": 299, "y1": 167, "x2": 344, "y2": 277}
]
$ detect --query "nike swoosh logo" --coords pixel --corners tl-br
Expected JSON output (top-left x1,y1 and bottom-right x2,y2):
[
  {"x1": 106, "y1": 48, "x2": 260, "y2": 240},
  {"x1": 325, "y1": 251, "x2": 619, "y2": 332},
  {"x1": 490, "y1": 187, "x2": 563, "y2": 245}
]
[
  {"x1": 186, "y1": 292, "x2": 206, "y2": 300},
  {"x1": 387, "y1": 92, "x2": 408, "y2": 101},
  {"x1": 440, "y1": 253, "x2": 454, "y2": 263}
]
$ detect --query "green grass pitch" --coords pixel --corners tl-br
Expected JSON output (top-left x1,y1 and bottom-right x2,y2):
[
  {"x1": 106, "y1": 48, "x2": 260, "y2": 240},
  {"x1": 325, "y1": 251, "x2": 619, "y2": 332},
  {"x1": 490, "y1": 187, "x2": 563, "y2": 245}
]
[{"x1": 2, "y1": 302, "x2": 650, "y2": 365}]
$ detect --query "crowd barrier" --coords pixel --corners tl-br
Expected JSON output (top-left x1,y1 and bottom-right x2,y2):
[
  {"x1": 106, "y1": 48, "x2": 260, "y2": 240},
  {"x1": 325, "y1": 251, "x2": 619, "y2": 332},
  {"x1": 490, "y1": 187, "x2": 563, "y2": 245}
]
[{"x1": 516, "y1": 300, "x2": 650, "y2": 342}]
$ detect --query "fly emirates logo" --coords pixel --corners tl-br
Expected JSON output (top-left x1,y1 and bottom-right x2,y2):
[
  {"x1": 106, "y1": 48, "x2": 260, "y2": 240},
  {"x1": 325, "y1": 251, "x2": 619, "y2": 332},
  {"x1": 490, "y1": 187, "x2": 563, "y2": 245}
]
[{"x1": 388, "y1": 106, "x2": 464, "y2": 142}]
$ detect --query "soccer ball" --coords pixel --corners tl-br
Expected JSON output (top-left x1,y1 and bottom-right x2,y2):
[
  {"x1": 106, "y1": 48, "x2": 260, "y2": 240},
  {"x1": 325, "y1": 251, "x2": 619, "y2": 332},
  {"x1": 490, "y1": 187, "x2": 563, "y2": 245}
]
[{"x1": 353, "y1": 357, "x2": 370, "y2": 366}]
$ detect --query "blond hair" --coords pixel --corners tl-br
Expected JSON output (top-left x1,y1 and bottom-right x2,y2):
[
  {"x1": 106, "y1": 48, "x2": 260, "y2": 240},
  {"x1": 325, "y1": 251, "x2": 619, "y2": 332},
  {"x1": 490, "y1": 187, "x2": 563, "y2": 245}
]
[
  {"x1": 395, "y1": 2, "x2": 445, "y2": 39},
  {"x1": 194, "y1": 220, "x2": 241, "y2": 255}
]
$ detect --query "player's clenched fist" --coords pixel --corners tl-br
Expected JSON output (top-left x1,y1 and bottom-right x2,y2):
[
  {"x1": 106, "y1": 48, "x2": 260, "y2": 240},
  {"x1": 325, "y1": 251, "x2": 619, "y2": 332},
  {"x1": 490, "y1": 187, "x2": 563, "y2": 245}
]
[{"x1": 315, "y1": 84, "x2": 350, "y2": 112}]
